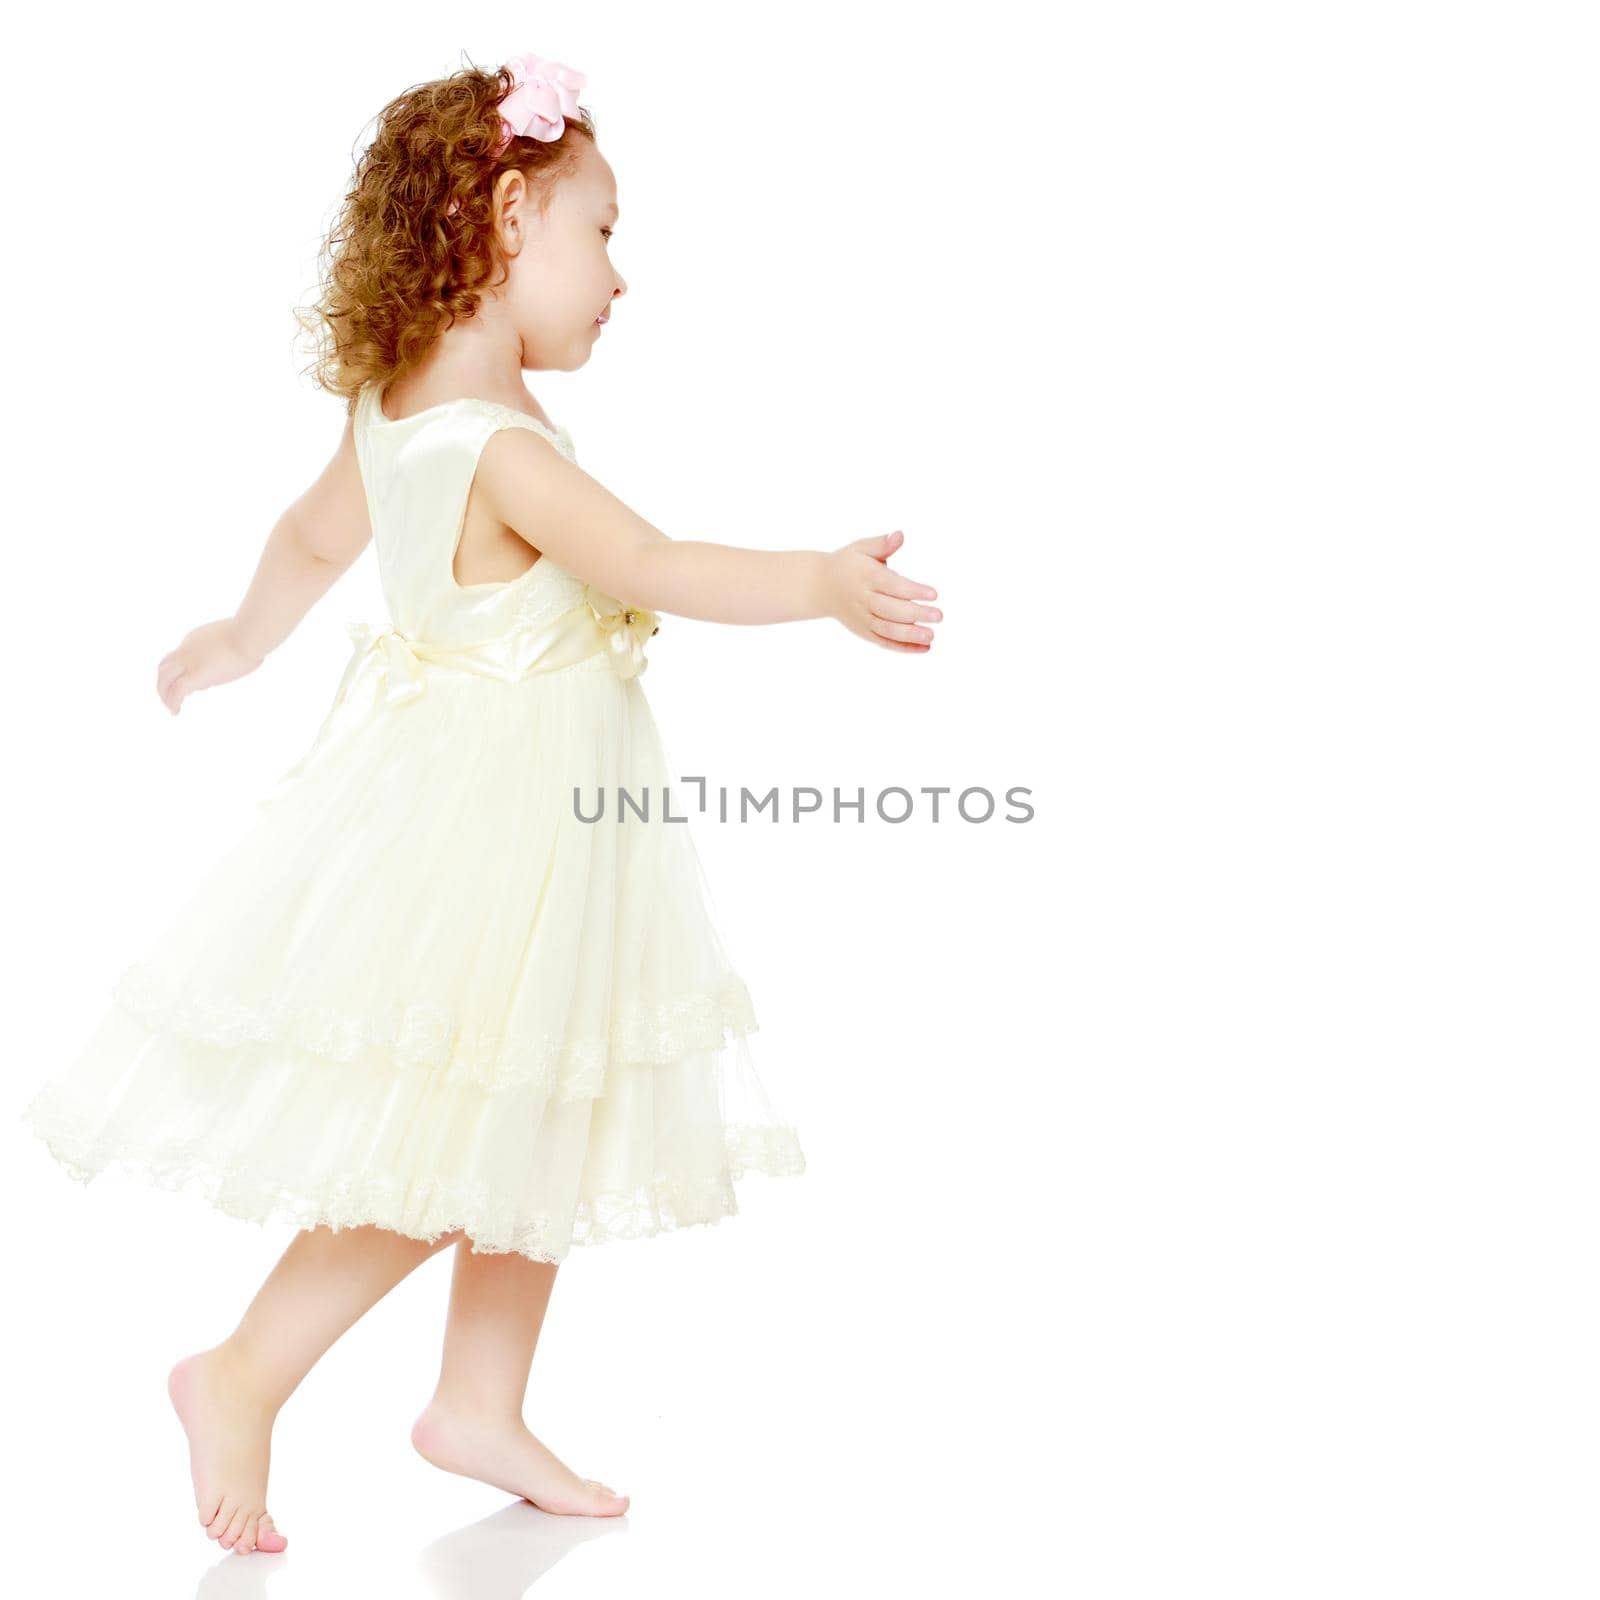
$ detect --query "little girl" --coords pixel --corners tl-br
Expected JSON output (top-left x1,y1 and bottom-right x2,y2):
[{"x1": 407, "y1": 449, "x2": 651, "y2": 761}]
[{"x1": 19, "y1": 51, "x2": 939, "y2": 1557}]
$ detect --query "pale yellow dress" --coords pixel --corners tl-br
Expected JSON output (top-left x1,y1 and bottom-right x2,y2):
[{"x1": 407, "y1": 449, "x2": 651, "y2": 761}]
[{"x1": 19, "y1": 385, "x2": 805, "y2": 1261}]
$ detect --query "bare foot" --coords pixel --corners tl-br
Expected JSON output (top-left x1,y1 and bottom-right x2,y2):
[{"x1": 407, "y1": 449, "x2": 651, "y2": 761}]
[
  {"x1": 410, "y1": 1399, "x2": 630, "y2": 1516},
  {"x1": 167, "y1": 1349, "x2": 288, "y2": 1554}
]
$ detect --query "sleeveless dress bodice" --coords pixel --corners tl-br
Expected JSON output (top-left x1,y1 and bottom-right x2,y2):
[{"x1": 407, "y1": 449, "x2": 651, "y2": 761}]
[{"x1": 352, "y1": 382, "x2": 591, "y2": 645}]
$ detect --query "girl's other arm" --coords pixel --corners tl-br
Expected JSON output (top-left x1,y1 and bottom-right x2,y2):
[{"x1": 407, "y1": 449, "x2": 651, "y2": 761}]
[
  {"x1": 477, "y1": 431, "x2": 940, "y2": 651},
  {"x1": 157, "y1": 415, "x2": 372, "y2": 712}
]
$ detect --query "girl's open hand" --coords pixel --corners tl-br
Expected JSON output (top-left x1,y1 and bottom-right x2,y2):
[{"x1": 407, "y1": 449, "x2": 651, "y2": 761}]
[
  {"x1": 823, "y1": 530, "x2": 941, "y2": 652},
  {"x1": 157, "y1": 620, "x2": 266, "y2": 715}
]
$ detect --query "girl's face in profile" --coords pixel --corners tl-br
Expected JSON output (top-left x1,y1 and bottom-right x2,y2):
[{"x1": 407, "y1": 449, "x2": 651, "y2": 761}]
[{"x1": 498, "y1": 135, "x2": 627, "y2": 372}]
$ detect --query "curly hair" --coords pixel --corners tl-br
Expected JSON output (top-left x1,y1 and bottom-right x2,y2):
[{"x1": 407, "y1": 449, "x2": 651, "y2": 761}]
[{"x1": 293, "y1": 57, "x2": 597, "y2": 417}]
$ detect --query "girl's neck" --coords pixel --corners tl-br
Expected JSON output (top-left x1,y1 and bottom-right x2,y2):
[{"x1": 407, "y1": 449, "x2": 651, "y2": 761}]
[{"x1": 381, "y1": 363, "x2": 554, "y2": 429}]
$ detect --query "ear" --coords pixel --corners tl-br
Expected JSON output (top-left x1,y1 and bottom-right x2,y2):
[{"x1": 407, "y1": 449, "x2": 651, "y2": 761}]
[{"x1": 494, "y1": 168, "x2": 530, "y2": 245}]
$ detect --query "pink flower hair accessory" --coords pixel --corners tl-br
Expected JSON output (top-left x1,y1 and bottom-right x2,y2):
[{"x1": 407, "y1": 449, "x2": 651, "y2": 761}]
[
  {"x1": 494, "y1": 51, "x2": 586, "y2": 153},
  {"x1": 445, "y1": 52, "x2": 587, "y2": 218}
]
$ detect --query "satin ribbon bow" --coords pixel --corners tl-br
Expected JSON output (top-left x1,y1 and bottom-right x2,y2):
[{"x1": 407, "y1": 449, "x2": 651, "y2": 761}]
[
  {"x1": 584, "y1": 585, "x2": 660, "y2": 680},
  {"x1": 340, "y1": 621, "x2": 427, "y2": 712},
  {"x1": 255, "y1": 623, "x2": 421, "y2": 805}
]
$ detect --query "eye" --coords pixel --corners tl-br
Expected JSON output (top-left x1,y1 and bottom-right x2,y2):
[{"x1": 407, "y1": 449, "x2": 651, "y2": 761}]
[{"x1": 601, "y1": 227, "x2": 613, "y2": 241}]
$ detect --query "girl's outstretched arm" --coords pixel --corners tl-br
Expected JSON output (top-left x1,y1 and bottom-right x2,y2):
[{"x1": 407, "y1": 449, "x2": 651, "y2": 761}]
[
  {"x1": 477, "y1": 431, "x2": 940, "y2": 651},
  {"x1": 157, "y1": 415, "x2": 373, "y2": 712}
]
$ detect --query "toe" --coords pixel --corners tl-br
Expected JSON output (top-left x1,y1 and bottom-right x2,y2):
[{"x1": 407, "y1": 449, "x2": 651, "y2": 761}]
[
  {"x1": 257, "y1": 1512, "x2": 288, "y2": 1553},
  {"x1": 206, "y1": 1500, "x2": 234, "y2": 1541},
  {"x1": 219, "y1": 1503, "x2": 249, "y2": 1549},
  {"x1": 236, "y1": 1513, "x2": 258, "y2": 1554}
]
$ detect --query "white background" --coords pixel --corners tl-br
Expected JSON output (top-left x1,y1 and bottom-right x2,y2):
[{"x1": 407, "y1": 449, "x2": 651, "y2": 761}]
[{"x1": 4, "y1": 2, "x2": 1596, "y2": 1595}]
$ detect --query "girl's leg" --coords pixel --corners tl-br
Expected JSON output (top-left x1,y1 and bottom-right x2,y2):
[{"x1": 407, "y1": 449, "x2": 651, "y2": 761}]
[
  {"x1": 169, "y1": 1221, "x2": 465, "y2": 1554},
  {"x1": 409, "y1": 1242, "x2": 630, "y2": 1517}
]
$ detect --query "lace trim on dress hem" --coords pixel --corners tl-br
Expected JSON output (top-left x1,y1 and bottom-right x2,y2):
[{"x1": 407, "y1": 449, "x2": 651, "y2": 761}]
[
  {"x1": 108, "y1": 961, "x2": 759, "y2": 1100},
  {"x1": 21, "y1": 1086, "x2": 806, "y2": 1263}
]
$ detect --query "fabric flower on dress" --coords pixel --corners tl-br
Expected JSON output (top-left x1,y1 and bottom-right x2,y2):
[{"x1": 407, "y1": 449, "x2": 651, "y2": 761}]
[
  {"x1": 495, "y1": 51, "x2": 586, "y2": 151},
  {"x1": 584, "y1": 585, "x2": 660, "y2": 680}
]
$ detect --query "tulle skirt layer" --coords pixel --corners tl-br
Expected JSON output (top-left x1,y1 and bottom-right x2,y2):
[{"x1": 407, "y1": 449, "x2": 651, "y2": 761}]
[{"x1": 20, "y1": 653, "x2": 804, "y2": 1261}]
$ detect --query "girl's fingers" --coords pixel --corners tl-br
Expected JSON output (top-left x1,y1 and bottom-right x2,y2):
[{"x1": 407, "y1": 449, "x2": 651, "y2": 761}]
[
  {"x1": 870, "y1": 615, "x2": 933, "y2": 646},
  {"x1": 868, "y1": 594, "x2": 940, "y2": 646},
  {"x1": 870, "y1": 594, "x2": 942, "y2": 627},
  {"x1": 876, "y1": 569, "x2": 938, "y2": 602}
]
